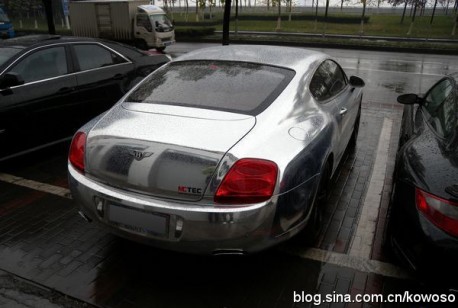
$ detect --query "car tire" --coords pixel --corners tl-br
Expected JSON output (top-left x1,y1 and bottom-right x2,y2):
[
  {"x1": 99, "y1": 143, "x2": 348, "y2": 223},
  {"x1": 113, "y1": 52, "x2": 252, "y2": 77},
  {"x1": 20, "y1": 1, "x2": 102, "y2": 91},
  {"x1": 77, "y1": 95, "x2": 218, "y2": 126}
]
[
  {"x1": 302, "y1": 161, "x2": 331, "y2": 245},
  {"x1": 349, "y1": 106, "x2": 361, "y2": 147},
  {"x1": 156, "y1": 47, "x2": 166, "y2": 52}
]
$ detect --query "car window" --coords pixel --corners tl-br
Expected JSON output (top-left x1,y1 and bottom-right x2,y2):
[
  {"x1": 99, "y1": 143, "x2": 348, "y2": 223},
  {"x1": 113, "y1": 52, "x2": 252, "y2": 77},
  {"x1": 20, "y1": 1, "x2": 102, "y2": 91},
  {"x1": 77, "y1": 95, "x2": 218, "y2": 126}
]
[
  {"x1": 101, "y1": 42, "x2": 144, "y2": 60},
  {"x1": 0, "y1": 47, "x2": 22, "y2": 67},
  {"x1": 310, "y1": 60, "x2": 347, "y2": 101},
  {"x1": 74, "y1": 44, "x2": 127, "y2": 71},
  {"x1": 150, "y1": 14, "x2": 173, "y2": 32},
  {"x1": 126, "y1": 61, "x2": 295, "y2": 116},
  {"x1": 137, "y1": 14, "x2": 152, "y2": 32},
  {"x1": 8, "y1": 46, "x2": 68, "y2": 83},
  {"x1": 422, "y1": 78, "x2": 456, "y2": 139}
]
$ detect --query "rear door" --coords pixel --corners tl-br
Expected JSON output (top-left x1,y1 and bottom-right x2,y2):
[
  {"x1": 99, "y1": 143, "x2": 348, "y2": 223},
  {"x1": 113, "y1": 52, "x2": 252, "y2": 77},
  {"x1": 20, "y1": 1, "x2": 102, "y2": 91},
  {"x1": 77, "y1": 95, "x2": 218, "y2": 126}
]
[
  {"x1": 71, "y1": 42, "x2": 135, "y2": 125},
  {"x1": 0, "y1": 44, "x2": 77, "y2": 159}
]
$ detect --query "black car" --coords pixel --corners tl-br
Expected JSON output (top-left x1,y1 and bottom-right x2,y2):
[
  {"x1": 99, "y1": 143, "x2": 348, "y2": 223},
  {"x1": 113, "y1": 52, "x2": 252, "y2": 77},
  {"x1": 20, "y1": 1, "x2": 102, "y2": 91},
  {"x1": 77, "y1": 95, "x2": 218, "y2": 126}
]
[
  {"x1": 387, "y1": 73, "x2": 458, "y2": 276},
  {"x1": 0, "y1": 35, "x2": 170, "y2": 161}
]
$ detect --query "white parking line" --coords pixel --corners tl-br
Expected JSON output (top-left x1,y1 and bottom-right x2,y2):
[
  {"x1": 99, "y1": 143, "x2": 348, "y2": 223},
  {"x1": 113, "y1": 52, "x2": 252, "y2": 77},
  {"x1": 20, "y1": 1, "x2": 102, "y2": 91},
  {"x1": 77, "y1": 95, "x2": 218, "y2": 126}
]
[
  {"x1": 0, "y1": 173, "x2": 71, "y2": 199},
  {"x1": 350, "y1": 117, "x2": 393, "y2": 259}
]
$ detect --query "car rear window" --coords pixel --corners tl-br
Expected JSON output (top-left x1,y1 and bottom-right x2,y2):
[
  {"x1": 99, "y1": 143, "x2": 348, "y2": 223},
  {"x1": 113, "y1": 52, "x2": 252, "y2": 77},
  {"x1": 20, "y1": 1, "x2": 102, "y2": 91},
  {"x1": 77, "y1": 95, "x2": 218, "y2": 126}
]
[
  {"x1": 126, "y1": 60, "x2": 295, "y2": 115},
  {"x1": 0, "y1": 47, "x2": 21, "y2": 66}
]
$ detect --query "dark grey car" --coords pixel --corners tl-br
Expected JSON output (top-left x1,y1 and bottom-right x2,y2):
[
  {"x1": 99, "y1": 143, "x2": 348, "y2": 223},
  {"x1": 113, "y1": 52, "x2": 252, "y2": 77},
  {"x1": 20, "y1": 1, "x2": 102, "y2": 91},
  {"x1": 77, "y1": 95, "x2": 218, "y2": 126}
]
[{"x1": 0, "y1": 35, "x2": 170, "y2": 161}]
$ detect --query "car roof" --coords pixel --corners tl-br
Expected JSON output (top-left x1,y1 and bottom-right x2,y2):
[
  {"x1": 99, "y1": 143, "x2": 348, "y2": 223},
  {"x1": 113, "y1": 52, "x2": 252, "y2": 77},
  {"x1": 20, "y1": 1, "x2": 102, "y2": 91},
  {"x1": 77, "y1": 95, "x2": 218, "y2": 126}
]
[
  {"x1": 174, "y1": 45, "x2": 328, "y2": 71},
  {"x1": 0, "y1": 35, "x2": 100, "y2": 48}
]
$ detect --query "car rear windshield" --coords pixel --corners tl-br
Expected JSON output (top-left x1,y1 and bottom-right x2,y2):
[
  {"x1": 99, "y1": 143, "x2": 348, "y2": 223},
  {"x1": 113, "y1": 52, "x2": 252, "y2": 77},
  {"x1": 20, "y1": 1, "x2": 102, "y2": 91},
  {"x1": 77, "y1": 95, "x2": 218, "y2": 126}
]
[
  {"x1": 0, "y1": 47, "x2": 21, "y2": 67},
  {"x1": 126, "y1": 60, "x2": 295, "y2": 115}
]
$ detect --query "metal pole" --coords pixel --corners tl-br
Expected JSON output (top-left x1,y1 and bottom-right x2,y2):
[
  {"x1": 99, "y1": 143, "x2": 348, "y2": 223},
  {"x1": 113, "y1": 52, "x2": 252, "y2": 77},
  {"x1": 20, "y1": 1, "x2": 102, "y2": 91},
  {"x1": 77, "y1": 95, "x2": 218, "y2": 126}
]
[
  {"x1": 42, "y1": 0, "x2": 56, "y2": 35},
  {"x1": 222, "y1": 0, "x2": 232, "y2": 45}
]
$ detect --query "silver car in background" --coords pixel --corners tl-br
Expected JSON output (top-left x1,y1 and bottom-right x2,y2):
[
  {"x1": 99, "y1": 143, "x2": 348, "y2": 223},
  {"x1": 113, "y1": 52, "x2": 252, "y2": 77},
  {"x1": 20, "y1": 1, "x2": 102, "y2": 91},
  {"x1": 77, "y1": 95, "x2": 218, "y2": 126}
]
[{"x1": 68, "y1": 45, "x2": 365, "y2": 254}]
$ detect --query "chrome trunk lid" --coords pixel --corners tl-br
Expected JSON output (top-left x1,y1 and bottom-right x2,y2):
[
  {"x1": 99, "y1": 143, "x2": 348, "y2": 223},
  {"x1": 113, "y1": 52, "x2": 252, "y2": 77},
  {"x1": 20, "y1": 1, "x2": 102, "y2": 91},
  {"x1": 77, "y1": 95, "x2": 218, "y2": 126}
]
[{"x1": 85, "y1": 104, "x2": 255, "y2": 201}]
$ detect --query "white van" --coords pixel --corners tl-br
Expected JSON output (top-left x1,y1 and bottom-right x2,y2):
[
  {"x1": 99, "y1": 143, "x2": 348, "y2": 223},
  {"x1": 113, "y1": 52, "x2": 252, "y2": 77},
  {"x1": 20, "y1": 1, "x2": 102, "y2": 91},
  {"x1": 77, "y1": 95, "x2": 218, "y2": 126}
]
[{"x1": 70, "y1": 1, "x2": 175, "y2": 51}]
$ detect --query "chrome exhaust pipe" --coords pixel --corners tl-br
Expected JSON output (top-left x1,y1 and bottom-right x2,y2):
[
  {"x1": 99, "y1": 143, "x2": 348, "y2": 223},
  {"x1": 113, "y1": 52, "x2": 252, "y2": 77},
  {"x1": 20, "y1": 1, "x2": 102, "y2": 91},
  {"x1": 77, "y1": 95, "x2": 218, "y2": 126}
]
[{"x1": 212, "y1": 249, "x2": 246, "y2": 256}]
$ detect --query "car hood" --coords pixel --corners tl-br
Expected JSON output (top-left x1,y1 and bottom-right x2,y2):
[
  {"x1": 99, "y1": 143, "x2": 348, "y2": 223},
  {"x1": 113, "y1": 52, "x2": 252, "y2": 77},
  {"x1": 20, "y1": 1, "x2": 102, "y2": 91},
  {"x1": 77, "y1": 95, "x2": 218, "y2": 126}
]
[{"x1": 84, "y1": 104, "x2": 256, "y2": 201}]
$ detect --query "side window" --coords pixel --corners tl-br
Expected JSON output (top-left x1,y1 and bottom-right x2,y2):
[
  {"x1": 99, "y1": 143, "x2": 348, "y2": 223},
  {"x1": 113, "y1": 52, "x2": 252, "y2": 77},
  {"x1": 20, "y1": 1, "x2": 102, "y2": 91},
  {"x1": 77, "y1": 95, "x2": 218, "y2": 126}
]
[
  {"x1": 9, "y1": 46, "x2": 68, "y2": 83},
  {"x1": 74, "y1": 44, "x2": 127, "y2": 71},
  {"x1": 136, "y1": 14, "x2": 152, "y2": 32},
  {"x1": 310, "y1": 60, "x2": 347, "y2": 101},
  {"x1": 422, "y1": 78, "x2": 456, "y2": 138}
]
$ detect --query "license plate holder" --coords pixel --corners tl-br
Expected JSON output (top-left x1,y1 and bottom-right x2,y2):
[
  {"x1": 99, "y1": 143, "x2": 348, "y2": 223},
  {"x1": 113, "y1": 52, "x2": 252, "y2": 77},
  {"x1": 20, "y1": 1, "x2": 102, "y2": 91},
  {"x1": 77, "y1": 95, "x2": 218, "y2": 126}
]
[{"x1": 108, "y1": 203, "x2": 168, "y2": 237}]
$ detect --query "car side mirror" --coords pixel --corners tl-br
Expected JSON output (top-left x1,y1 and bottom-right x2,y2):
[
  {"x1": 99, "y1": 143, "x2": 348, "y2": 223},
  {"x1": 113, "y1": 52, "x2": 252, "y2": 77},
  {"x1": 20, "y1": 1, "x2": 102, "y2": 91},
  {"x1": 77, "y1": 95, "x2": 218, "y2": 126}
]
[
  {"x1": 0, "y1": 72, "x2": 24, "y2": 89},
  {"x1": 397, "y1": 93, "x2": 423, "y2": 105},
  {"x1": 349, "y1": 76, "x2": 365, "y2": 87}
]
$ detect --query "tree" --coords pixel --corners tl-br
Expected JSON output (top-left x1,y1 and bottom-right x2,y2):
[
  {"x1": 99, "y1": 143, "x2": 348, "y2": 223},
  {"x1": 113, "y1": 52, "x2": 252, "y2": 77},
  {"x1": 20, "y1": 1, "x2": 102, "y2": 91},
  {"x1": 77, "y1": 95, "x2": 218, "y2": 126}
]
[
  {"x1": 208, "y1": 0, "x2": 216, "y2": 20},
  {"x1": 430, "y1": 0, "x2": 438, "y2": 24},
  {"x1": 453, "y1": 10, "x2": 458, "y2": 35},
  {"x1": 360, "y1": 0, "x2": 367, "y2": 34},
  {"x1": 273, "y1": 0, "x2": 282, "y2": 30},
  {"x1": 407, "y1": 0, "x2": 420, "y2": 35},
  {"x1": 235, "y1": 0, "x2": 239, "y2": 35},
  {"x1": 388, "y1": 0, "x2": 411, "y2": 24},
  {"x1": 314, "y1": 0, "x2": 319, "y2": 31},
  {"x1": 323, "y1": 0, "x2": 330, "y2": 33},
  {"x1": 185, "y1": 0, "x2": 189, "y2": 22}
]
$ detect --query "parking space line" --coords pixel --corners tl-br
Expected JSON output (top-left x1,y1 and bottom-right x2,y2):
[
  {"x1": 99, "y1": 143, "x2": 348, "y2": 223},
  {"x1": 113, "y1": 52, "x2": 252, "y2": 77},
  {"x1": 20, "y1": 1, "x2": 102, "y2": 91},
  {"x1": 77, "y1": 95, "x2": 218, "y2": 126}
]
[
  {"x1": 282, "y1": 247, "x2": 410, "y2": 279},
  {"x1": 349, "y1": 117, "x2": 393, "y2": 259},
  {"x1": 0, "y1": 173, "x2": 71, "y2": 199}
]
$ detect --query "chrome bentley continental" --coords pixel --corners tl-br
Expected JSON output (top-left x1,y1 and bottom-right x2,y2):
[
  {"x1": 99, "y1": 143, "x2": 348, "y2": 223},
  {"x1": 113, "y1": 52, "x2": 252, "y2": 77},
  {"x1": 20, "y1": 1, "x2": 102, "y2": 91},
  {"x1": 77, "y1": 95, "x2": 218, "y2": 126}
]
[{"x1": 68, "y1": 45, "x2": 365, "y2": 254}]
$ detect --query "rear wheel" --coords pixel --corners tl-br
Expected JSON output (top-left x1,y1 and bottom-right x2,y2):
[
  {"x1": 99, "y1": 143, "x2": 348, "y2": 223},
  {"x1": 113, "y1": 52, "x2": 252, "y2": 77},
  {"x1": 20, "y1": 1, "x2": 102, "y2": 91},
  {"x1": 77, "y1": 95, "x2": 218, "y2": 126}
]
[
  {"x1": 156, "y1": 46, "x2": 166, "y2": 52},
  {"x1": 349, "y1": 106, "x2": 361, "y2": 147},
  {"x1": 302, "y1": 161, "x2": 331, "y2": 244}
]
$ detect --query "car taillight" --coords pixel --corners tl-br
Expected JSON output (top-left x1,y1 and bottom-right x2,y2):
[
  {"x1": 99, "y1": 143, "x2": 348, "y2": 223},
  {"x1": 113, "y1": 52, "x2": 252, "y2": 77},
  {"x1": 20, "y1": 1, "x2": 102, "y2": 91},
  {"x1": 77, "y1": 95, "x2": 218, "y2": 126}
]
[
  {"x1": 214, "y1": 158, "x2": 278, "y2": 205},
  {"x1": 416, "y1": 188, "x2": 458, "y2": 237},
  {"x1": 69, "y1": 132, "x2": 87, "y2": 173}
]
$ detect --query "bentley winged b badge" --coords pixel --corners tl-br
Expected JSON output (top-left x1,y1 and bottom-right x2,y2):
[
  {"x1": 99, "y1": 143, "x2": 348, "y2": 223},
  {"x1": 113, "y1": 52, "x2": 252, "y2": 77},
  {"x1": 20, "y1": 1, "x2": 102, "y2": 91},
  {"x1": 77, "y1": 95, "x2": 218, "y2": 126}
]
[{"x1": 129, "y1": 150, "x2": 154, "y2": 161}]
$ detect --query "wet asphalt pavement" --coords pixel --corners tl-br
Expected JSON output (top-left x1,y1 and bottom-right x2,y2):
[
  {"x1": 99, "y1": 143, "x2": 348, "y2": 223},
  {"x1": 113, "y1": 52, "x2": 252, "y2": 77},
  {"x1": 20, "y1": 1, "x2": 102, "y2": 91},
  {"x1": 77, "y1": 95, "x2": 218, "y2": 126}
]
[{"x1": 0, "y1": 44, "x2": 458, "y2": 307}]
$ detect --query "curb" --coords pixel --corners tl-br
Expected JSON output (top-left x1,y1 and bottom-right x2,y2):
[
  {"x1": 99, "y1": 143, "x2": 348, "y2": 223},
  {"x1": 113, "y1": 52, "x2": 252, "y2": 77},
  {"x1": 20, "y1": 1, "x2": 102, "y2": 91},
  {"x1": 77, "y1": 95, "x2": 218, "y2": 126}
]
[{"x1": 178, "y1": 33, "x2": 458, "y2": 56}]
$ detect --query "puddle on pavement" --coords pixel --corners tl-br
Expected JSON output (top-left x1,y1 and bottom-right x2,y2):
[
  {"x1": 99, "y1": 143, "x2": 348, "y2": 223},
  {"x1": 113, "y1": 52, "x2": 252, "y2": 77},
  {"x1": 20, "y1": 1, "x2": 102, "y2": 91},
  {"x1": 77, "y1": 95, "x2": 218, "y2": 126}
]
[
  {"x1": 381, "y1": 82, "x2": 407, "y2": 94},
  {"x1": 378, "y1": 61, "x2": 418, "y2": 73}
]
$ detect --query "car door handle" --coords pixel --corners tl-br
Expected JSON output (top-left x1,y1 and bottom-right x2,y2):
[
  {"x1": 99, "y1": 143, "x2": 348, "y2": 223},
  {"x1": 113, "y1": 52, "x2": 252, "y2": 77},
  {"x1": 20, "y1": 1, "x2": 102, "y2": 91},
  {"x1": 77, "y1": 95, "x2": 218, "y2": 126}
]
[
  {"x1": 112, "y1": 74, "x2": 125, "y2": 80},
  {"x1": 339, "y1": 108, "x2": 348, "y2": 116}
]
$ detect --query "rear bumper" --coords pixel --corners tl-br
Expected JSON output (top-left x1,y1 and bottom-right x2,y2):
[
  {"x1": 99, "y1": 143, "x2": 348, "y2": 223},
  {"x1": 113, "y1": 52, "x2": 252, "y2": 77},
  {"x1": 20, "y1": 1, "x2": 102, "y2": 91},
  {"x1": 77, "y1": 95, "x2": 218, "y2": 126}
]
[
  {"x1": 69, "y1": 164, "x2": 286, "y2": 254},
  {"x1": 154, "y1": 32, "x2": 175, "y2": 48}
]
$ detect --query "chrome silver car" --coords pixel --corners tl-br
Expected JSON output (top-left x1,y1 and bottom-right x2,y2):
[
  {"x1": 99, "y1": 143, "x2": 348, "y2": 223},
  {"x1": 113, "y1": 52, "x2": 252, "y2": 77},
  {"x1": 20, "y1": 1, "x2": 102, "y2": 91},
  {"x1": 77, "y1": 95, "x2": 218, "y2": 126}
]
[{"x1": 68, "y1": 45, "x2": 364, "y2": 254}]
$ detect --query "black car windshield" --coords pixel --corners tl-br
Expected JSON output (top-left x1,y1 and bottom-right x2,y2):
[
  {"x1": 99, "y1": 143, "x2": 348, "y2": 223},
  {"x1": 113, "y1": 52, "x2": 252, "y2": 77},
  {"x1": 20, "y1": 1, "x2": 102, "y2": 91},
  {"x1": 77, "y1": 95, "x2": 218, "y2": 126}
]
[
  {"x1": 0, "y1": 47, "x2": 22, "y2": 67},
  {"x1": 126, "y1": 61, "x2": 295, "y2": 115},
  {"x1": 150, "y1": 14, "x2": 173, "y2": 31}
]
